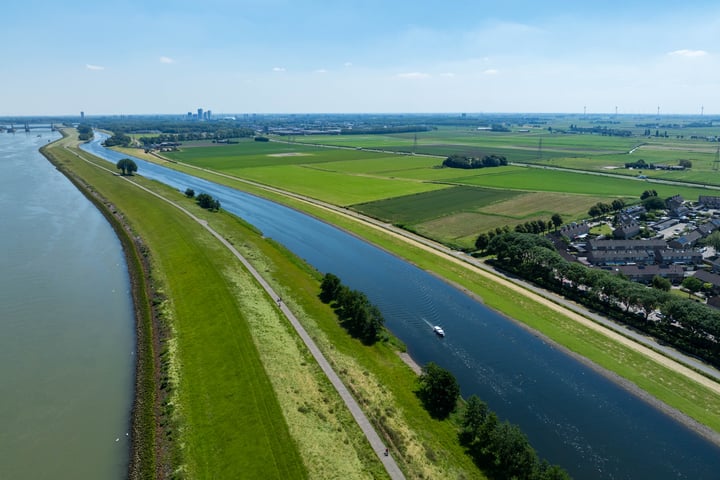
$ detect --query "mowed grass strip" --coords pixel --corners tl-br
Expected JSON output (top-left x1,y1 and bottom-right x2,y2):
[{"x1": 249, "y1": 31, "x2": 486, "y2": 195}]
[{"x1": 52, "y1": 141, "x2": 307, "y2": 479}]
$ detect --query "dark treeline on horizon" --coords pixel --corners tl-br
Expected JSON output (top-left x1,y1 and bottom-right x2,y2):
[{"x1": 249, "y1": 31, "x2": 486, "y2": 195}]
[{"x1": 3, "y1": 112, "x2": 719, "y2": 127}]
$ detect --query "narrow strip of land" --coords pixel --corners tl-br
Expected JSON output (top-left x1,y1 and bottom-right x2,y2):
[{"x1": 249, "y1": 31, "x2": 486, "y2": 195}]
[{"x1": 66, "y1": 146, "x2": 406, "y2": 480}]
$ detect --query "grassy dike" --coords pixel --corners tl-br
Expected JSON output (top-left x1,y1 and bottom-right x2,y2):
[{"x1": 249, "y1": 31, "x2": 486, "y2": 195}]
[
  {"x1": 41, "y1": 135, "x2": 158, "y2": 479},
  {"x1": 44, "y1": 133, "x2": 486, "y2": 479},
  {"x1": 126, "y1": 151, "x2": 720, "y2": 438}
]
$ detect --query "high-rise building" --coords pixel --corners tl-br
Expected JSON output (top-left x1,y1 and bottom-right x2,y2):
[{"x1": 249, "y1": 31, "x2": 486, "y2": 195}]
[
  {"x1": 80, "y1": 111, "x2": 84, "y2": 120},
  {"x1": 197, "y1": 108, "x2": 203, "y2": 121},
  {"x1": 206, "y1": 110, "x2": 212, "y2": 120}
]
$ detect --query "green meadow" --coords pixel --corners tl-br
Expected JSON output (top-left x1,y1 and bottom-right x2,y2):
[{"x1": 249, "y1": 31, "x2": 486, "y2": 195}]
[
  {"x1": 52, "y1": 132, "x2": 485, "y2": 479},
  {"x1": 93, "y1": 124, "x2": 720, "y2": 473},
  {"x1": 148, "y1": 126, "x2": 719, "y2": 249}
]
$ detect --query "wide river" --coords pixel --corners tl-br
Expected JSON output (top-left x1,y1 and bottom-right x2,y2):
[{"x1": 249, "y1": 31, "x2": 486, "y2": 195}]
[
  {"x1": 0, "y1": 131, "x2": 134, "y2": 479},
  {"x1": 82, "y1": 134, "x2": 720, "y2": 479}
]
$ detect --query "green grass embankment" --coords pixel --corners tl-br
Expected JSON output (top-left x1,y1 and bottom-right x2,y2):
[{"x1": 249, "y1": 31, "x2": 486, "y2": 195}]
[
  {"x1": 41, "y1": 133, "x2": 158, "y2": 479},
  {"x1": 129, "y1": 156, "x2": 720, "y2": 436},
  {"x1": 43, "y1": 134, "x2": 307, "y2": 479},
  {"x1": 49, "y1": 132, "x2": 486, "y2": 479}
]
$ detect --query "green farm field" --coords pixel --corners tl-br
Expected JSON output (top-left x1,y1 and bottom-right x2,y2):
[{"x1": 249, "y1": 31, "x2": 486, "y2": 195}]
[
  {"x1": 293, "y1": 126, "x2": 641, "y2": 160},
  {"x1": 103, "y1": 128, "x2": 720, "y2": 454},
  {"x1": 139, "y1": 124, "x2": 720, "y2": 249},
  {"x1": 353, "y1": 186, "x2": 521, "y2": 224},
  {"x1": 445, "y1": 166, "x2": 712, "y2": 199},
  {"x1": 354, "y1": 187, "x2": 609, "y2": 248}
]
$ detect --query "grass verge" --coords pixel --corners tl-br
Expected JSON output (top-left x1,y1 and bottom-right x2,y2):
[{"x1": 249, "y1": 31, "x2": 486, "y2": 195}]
[{"x1": 48, "y1": 131, "x2": 487, "y2": 478}]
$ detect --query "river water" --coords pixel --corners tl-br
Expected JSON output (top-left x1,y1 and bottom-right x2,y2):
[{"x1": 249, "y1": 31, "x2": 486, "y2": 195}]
[
  {"x1": 82, "y1": 134, "x2": 720, "y2": 479},
  {"x1": 0, "y1": 132, "x2": 134, "y2": 479}
]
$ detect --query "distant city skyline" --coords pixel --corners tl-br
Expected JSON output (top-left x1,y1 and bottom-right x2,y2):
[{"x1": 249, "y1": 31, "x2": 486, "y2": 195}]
[{"x1": 2, "y1": 0, "x2": 719, "y2": 116}]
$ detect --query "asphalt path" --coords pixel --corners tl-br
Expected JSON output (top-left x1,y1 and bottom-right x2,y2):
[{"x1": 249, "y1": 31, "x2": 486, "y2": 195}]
[{"x1": 67, "y1": 146, "x2": 406, "y2": 480}]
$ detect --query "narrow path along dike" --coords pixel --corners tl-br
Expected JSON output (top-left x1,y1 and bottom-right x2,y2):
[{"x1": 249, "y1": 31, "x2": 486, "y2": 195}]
[{"x1": 68, "y1": 147, "x2": 406, "y2": 480}]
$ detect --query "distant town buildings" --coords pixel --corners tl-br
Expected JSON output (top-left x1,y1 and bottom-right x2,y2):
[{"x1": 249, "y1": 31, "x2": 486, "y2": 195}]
[{"x1": 189, "y1": 108, "x2": 212, "y2": 121}]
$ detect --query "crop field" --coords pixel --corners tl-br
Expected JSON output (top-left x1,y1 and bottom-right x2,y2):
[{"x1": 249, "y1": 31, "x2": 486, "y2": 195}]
[
  {"x1": 352, "y1": 186, "x2": 521, "y2": 224},
  {"x1": 414, "y1": 191, "x2": 606, "y2": 247},
  {"x1": 354, "y1": 188, "x2": 608, "y2": 248},
  {"x1": 303, "y1": 155, "x2": 438, "y2": 175},
  {"x1": 139, "y1": 122, "x2": 719, "y2": 248},
  {"x1": 168, "y1": 140, "x2": 396, "y2": 168},
  {"x1": 444, "y1": 166, "x2": 711, "y2": 199}
]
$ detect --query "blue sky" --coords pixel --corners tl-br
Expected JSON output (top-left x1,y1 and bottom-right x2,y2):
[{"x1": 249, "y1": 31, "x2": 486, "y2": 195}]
[{"x1": 2, "y1": 0, "x2": 719, "y2": 115}]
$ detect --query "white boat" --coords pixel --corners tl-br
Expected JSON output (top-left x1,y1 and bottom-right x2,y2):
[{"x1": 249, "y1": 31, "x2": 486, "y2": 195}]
[{"x1": 433, "y1": 325, "x2": 445, "y2": 337}]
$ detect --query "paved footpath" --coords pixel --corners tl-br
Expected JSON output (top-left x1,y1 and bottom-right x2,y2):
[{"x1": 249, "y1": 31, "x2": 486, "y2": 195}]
[{"x1": 70, "y1": 147, "x2": 406, "y2": 479}]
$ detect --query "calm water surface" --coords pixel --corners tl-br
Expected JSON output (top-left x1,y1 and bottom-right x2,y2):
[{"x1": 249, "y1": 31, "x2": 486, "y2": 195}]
[
  {"x1": 0, "y1": 132, "x2": 134, "y2": 479},
  {"x1": 83, "y1": 134, "x2": 720, "y2": 479}
]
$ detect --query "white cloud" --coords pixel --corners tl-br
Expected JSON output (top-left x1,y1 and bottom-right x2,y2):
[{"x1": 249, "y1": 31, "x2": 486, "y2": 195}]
[
  {"x1": 396, "y1": 72, "x2": 430, "y2": 79},
  {"x1": 314, "y1": 68, "x2": 328, "y2": 73},
  {"x1": 344, "y1": 62, "x2": 353, "y2": 67},
  {"x1": 440, "y1": 72, "x2": 455, "y2": 77},
  {"x1": 160, "y1": 56, "x2": 175, "y2": 64},
  {"x1": 668, "y1": 49, "x2": 708, "y2": 57},
  {"x1": 483, "y1": 69, "x2": 499, "y2": 75},
  {"x1": 86, "y1": 64, "x2": 105, "y2": 71},
  {"x1": 272, "y1": 66, "x2": 286, "y2": 72}
]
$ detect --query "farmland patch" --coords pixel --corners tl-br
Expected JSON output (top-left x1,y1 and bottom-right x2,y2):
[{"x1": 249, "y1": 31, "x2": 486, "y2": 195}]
[{"x1": 352, "y1": 186, "x2": 520, "y2": 224}]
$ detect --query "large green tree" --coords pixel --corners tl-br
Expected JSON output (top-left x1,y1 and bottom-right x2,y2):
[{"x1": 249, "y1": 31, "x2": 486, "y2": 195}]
[
  {"x1": 551, "y1": 213, "x2": 563, "y2": 231},
  {"x1": 682, "y1": 276, "x2": 704, "y2": 298},
  {"x1": 474, "y1": 233, "x2": 490, "y2": 252},
  {"x1": 702, "y1": 231, "x2": 720, "y2": 251},
  {"x1": 196, "y1": 193, "x2": 221, "y2": 211},
  {"x1": 116, "y1": 158, "x2": 138, "y2": 176},
  {"x1": 417, "y1": 362, "x2": 460, "y2": 419}
]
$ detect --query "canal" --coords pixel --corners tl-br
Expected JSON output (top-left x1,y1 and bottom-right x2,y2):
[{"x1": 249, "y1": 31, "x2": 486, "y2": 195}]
[{"x1": 82, "y1": 133, "x2": 720, "y2": 479}]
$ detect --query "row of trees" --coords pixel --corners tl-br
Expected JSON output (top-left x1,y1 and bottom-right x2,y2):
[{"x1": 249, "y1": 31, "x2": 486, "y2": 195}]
[
  {"x1": 487, "y1": 232, "x2": 720, "y2": 367},
  {"x1": 195, "y1": 192, "x2": 221, "y2": 211},
  {"x1": 417, "y1": 363, "x2": 569, "y2": 479},
  {"x1": 318, "y1": 274, "x2": 569, "y2": 477},
  {"x1": 588, "y1": 199, "x2": 625, "y2": 218},
  {"x1": 474, "y1": 214, "x2": 563, "y2": 252},
  {"x1": 103, "y1": 132, "x2": 132, "y2": 147},
  {"x1": 319, "y1": 273, "x2": 385, "y2": 344},
  {"x1": 626, "y1": 158, "x2": 691, "y2": 170},
  {"x1": 460, "y1": 396, "x2": 570, "y2": 480},
  {"x1": 567, "y1": 124, "x2": 632, "y2": 137},
  {"x1": 138, "y1": 128, "x2": 254, "y2": 146},
  {"x1": 442, "y1": 154, "x2": 508, "y2": 169}
]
